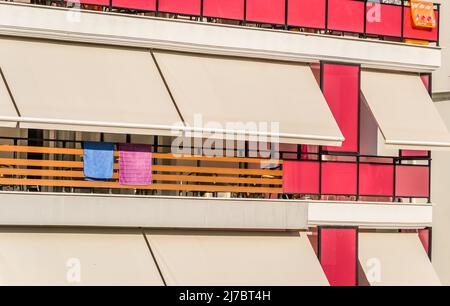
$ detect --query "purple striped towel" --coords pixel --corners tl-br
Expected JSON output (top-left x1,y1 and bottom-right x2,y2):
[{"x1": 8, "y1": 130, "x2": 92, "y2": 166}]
[{"x1": 119, "y1": 143, "x2": 152, "y2": 185}]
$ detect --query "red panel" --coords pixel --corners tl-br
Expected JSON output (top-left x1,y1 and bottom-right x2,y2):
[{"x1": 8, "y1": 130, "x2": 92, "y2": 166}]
[
  {"x1": 395, "y1": 165, "x2": 430, "y2": 197},
  {"x1": 327, "y1": 0, "x2": 365, "y2": 33},
  {"x1": 421, "y1": 74, "x2": 431, "y2": 91},
  {"x1": 203, "y1": 0, "x2": 245, "y2": 20},
  {"x1": 401, "y1": 150, "x2": 429, "y2": 157},
  {"x1": 365, "y1": 3, "x2": 402, "y2": 37},
  {"x1": 283, "y1": 160, "x2": 320, "y2": 194},
  {"x1": 359, "y1": 163, "x2": 394, "y2": 196},
  {"x1": 321, "y1": 162, "x2": 357, "y2": 195},
  {"x1": 403, "y1": 7, "x2": 439, "y2": 41},
  {"x1": 287, "y1": 0, "x2": 326, "y2": 29},
  {"x1": 322, "y1": 64, "x2": 360, "y2": 153},
  {"x1": 79, "y1": 0, "x2": 110, "y2": 5},
  {"x1": 112, "y1": 0, "x2": 156, "y2": 10},
  {"x1": 246, "y1": 0, "x2": 286, "y2": 25},
  {"x1": 319, "y1": 228, "x2": 357, "y2": 286},
  {"x1": 419, "y1": 228, "x2": 430, "y2": 256},
  {"x1": 158, "y1": 0, "x2": 201, "y2": 16}
]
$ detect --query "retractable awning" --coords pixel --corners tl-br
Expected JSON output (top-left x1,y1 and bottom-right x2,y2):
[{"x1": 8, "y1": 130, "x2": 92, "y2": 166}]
[
  {"x1": 153, "y1": 51, "x2": 344, "y2": 146},
  {"x1": 361, "y1": 70, "x2": 450, "y2": 151},
  {"x1": 0, "y1": 38, "x2": 183, "y2": 136},
  {"x1": 145, "y1": 230, "x2": 329, "y2": 286},
  {"x1": 358, "y1": 233, "x2": 441, "y2": 286},
  {"x1": 0, "y1": 73, "x2": 18, "y2": 128},
  {"x1": 0, "y1": 229, "x2": 164, "y2": 285}
]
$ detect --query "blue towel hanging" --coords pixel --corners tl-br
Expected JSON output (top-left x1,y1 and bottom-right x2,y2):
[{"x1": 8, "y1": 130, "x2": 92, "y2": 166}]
[{"x1": 83, "y1": 141, "x2": 114, "y2": 180}]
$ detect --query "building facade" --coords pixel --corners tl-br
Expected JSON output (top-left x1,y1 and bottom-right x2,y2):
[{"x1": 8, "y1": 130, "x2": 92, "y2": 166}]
[{"x1": 0, "y1": 0, "x2": 447, "y2": 285}]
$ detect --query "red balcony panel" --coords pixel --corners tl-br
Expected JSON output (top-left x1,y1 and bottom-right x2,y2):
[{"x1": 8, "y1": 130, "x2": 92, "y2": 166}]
[
  {"x1": 78, "y1": 0, "x2": 110, "y2": 5},
  {"x1": 319, "y1": 227, "x2": 358, "y2": 286},
  {"x1": 322, "y1": 64, "x2": 360, "y2": 153},
  {"x1": 287, "y1": 0, "x2": 326, "y2": 29},
  {"x1": 400, "y1": 150, "x2": 429, "y2": 157},
  {"x1": 283, "y1": 160, "x2": 320, "y2": 194},
  {"x1": 395, "y1": 165, "x2": 430, "y2": 198},
  {"x1": 365, "y1": 3, "x2": 402, "y2": 37},
  {"x1": 327, "y1": 0, "x2": 365, "y2": 33},
  {"x1": 321, "y1": 162, "x2": 357, "y2": 195},
  {"x1": 158, "y1": 0, "x2": 202, "y2": 16},
  {"x1": 203, "y1": 0, "x2": 245, "y2": 20},
  {"x1": 403, "y1": 7, "x2": 439, "y2": 41},
  {"x1": 246, "y1": 0, "x2": 286, "y2": 25},
  {"x1": 112, "y1": 0, "x2": 156, "y2": 10},
  {"x1": 359, "y1": 163, "x2": 394, "y2": 196}
]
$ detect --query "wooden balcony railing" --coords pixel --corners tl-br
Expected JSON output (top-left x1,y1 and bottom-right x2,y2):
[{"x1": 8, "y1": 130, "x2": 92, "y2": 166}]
[
  {"x1": 0, "y1": 144, "x2": 283, "y2": 195},
  {"x1": 0, "y1": 141, "x2": 432, "y2": 203}
]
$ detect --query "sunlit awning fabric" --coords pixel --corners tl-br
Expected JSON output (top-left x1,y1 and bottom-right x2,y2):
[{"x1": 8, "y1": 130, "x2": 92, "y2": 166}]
[
  {"x1": 145, "y1": 230, "x2": 329, "y2": 286},
  {"x1": 0, "y1": 37, "x2": 183, "y2": 136},
  {"x1": 361, "y1": 70, "x2": 450, "y2": 151},
  {"x1": 153, "y1": 50, "x2": 344, "y2": 146},
  {"x1": 0, "y1": 229, "x2": 164, "y2": 285},
  {"x1": 359, "y1": 232, "x2": 441, "y2": 286},
  {"x1": 0, "y1": 73, "x2": 18, "y2": 128}
]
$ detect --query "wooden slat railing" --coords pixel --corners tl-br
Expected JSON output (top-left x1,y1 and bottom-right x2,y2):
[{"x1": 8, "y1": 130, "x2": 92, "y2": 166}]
[{"x1": 0, "y1": 145, "x2": 283, "y2": 194}]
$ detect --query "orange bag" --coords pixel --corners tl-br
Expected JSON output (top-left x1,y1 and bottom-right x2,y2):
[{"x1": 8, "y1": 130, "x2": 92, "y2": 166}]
[{"x1": 411, "y1": 0, "x2": 436, "y2": 29}]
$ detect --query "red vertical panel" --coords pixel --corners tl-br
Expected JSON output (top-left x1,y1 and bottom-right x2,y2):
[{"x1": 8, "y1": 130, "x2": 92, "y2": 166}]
[
  {"x1": 158, "y1": 0, "x2": 202, "y2": 15},
  {"x1": 246, "y1": 0, "x2": 286, "y2": 25},
  {"x1": 395, "y1": 165, "x2": 430, "y2": 197},
  {"x1": 79, "y1": 0, "x2": 110, "y2": 5},
  {"x1": 403, "y1": 7, "x2": 439, "y2": 41},
  {"x1": 327, "y1": 0, "x2": 365, "y2": 33},
  {"x1": 283, "y1": 160, "x2": 320, "y2": 194},
  {"x1": 365, "y1": 3, "x2": 402, "y2": 37},
  {"x1": 322, "y1": 64, "x2": 360, "y2": 153},
  {"x1": 203, "y1": 0, "x2": 245, "y2": 20},
  {"x1": 321, "y1": 162, "x2": 357, "y2": 195},
  {"x1": 113, "y1": 0, "x2": 157, "y2": 10},
  {"x1": 319, "y1": 228, "x2": 357, "y2": 286},
  {"x1": 287, "y1": 0, "x2": 326, "y2": 29},
  {"x1": 359, "y1": 163, "x2": 394, "y2": 196},
  {"x1": 419, "y1": 228, "x2": 431, "y2": 256}
]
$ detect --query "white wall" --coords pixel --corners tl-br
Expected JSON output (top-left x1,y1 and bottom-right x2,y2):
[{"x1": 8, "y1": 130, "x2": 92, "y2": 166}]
[
  {"x1": 433, "y1": 0, "x2": 450, "y2": 92},
  {"x1": 430, "y1": 1, "x2": 450, "y2": 285},
  {"x1": 432, "y1": 100, "x2": 450, "y2": 285}
]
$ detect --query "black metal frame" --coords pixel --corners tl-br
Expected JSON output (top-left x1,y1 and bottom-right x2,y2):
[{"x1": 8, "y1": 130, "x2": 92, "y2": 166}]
[
  {"x1": 317, "y1": 226, "x2": 359, "y2": 286},
  {"x1": 57, "y1": 0, "x2": 440, "y2": 45}
]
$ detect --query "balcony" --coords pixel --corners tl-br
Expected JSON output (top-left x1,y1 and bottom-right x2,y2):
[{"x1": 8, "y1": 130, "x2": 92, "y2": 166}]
[
  {"x1": 0, "y1": 131, "x2": 433, "y2": 229},
  {"x1": 0, "y1": 1, "x2": 442, "y2": 72},
  {"x1": 5, "y1": 0, "x2": 441, "y2": 44}
]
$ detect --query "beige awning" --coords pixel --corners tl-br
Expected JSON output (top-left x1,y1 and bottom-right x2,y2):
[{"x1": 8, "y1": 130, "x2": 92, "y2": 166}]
[
  {"x1": 0, "y1": 72, "x2": 18, "y2": 128},
  {"x1": 153, "y1": 50, "x2": 344, "y2": 146},
  {"x1": 0, "y1": 37, "x2": 183, "y2": 136},
  {"x1": 0, "y1": 229, "x2": 164, "y2": 285},
  {"x1": 361, "y1": 70, "x2": 450, "y2": 151},
  {"x1": 359, "y1": 232, "x2": 441, "y2": 286},
  {"x1": 145, "y1": 230, "x2": 329, "y2": 286}
]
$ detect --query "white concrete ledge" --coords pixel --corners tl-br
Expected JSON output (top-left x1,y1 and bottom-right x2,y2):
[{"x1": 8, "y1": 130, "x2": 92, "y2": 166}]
[
  {"x1": 0, "y1": 192, "x2": 309, "y2": 230},
  {"x1": 308, "y1": 201, "x2": 433, "y2": 229},
  {"x1": 0, "y1": 2, "x2": 441, "y2": 72},
  {"x1": 0, "y1": 192, "x2": 432, "y2": 229}
]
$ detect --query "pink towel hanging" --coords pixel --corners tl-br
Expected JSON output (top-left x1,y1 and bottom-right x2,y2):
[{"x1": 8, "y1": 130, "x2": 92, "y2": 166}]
[{"x1": 119, "y1": 143, "x2": 153, "y2": 185}]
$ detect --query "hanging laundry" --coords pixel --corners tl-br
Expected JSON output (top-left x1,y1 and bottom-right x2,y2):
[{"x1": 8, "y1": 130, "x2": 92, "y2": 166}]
[
  {"x1": 83, "y1": 141, "x2": 115, "y2": 180},
  {"x1": 411, "y1": 0, "x2": 436, "y2": 29},
  {"x1": 119, "y1": 143, "x2": 153, "y2": 185}
]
